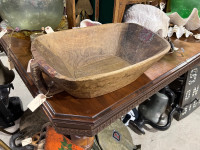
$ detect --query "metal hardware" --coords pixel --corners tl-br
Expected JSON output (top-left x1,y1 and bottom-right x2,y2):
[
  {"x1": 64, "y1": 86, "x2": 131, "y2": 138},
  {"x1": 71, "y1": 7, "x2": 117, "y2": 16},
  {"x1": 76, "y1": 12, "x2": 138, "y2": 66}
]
[{"x1": 129, "y1": 86, "x2": 183, "y2": 134}]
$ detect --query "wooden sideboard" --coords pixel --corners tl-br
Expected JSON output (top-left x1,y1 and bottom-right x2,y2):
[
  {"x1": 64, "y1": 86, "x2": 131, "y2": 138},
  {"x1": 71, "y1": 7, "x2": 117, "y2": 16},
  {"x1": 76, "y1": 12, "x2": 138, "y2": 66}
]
[{"x1": 0, "y1": 32, "x2": 200, "y2": 148}]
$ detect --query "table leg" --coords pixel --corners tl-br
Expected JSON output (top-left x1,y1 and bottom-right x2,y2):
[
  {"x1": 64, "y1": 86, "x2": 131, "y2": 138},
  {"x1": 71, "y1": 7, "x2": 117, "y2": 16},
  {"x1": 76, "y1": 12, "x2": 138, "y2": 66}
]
[
  {"x1": 117, "y1": 2, "x2": 126, "y2": 23},
  {"x1": 70, "y1": 135, "x2": 94, "y2": 150},
  {"x1": 95, "y1": 0, "x2": 100, "y2": 21},
  {"x1": 113, "y1": 0, "x2": 128, "y2": 23},
  {"x1": 113, "y1": 0, "x2": 120, "y2": 23},
  {"x1": 66, "y1": 0, "x2": 76, "y2": 29}
]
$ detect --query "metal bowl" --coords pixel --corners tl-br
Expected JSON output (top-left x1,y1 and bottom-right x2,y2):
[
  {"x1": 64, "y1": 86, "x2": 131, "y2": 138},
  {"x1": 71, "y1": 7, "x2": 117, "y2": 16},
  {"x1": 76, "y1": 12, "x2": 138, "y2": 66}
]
[{"x1": 0, "y1": 0, "x2": 64, "y2": 30}]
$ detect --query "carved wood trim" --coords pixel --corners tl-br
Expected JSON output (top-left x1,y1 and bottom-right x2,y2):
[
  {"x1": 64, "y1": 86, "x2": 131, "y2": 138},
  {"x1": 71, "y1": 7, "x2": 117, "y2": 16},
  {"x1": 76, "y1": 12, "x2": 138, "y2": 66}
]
[{"x1": 43, "y1": 52, "x2": 200, "y2": 136}]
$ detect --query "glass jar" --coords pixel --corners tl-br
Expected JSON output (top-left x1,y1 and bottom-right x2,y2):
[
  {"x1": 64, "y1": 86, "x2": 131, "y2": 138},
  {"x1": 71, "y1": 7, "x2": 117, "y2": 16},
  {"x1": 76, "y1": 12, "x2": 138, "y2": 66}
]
[{"x1": 0, "y1": 0, "x2": 64, "y2": 30}]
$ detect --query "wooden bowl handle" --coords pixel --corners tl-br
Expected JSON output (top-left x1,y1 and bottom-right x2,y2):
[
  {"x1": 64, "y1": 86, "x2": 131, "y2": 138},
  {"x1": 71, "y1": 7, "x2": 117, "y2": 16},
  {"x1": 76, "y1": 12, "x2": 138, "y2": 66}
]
[{"x1": 30, "y1": 61, "x2": 49, "y2": 95}]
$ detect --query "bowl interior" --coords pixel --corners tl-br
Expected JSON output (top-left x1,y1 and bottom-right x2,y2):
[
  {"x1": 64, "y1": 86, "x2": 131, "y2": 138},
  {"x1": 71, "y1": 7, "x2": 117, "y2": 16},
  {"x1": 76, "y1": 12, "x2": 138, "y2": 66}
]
[{"x1": 33, "y1": 23, "x2": 168, "y2": 79}]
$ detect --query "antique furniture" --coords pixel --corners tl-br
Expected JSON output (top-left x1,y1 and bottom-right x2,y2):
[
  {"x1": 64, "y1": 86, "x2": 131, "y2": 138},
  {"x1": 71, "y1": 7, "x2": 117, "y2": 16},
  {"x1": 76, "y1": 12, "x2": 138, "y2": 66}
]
[
  {"x1": 30, "y1": 23, "x2": 170, "y2": 98},
  {"x1": 0, "y1": 32, "x2": 200, "y2": 149},
  {"x1": 66, "y1": 0, "x2": 156, "y2": 28},
  {"x1": 66, "y1": 0, "x2": 99, "y2": 28},
  {"x1": 113, "y1": 0, "x2": 156, "y2": 23},
  {"x1": 95, "y1": 0, "x2": 100, "y2": 21},
  {"x1": 65, "y1": 0, "x2": 76, "y2": 29}
]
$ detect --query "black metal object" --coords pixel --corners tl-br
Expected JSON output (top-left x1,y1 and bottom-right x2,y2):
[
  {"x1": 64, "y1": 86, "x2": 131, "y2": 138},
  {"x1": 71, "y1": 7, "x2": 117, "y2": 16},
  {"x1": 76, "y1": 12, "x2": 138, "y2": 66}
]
[
  {"x1": 0, "y1": 60, "x2": 15, "y2": 85},
  {"x1": 129, "y1": 86, "x2": 183, "y2": 134},
  {"x1": 0, "y1": 60, "x2": 24, "y2": 130},
  {"x1": 167, "y1": 37, "x2": 175, "y2": 53},
  {"x1": 0, "y1": 84, "x2": 14, "y2": 106},
  {"x1": 169, "y1": 64, "x2": 200, "y2": 120},
  {"x1": 0, "y1": 84, "x2": 15, "y2": 127},
  {"x1": 0, "y1": 44, "x2": 3, "y2": 53},
  {"x1": 0, "y1": 84, "x2": 23, "y2": 128},
  {"x1": 122, "y1": 108, "x2": 138, "y2": 125},
  {"x1": 129, "y1": 104, "x2": 183, "y2": 134},
  {"x1": 9, "y1": 133, "x2": 34, "y2": 150}
]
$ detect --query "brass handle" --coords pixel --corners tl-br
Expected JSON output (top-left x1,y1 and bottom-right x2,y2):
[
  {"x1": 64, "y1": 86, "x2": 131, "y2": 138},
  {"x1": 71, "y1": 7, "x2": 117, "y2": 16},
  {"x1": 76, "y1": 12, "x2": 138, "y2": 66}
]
[{"x1": 0, "y1": 139, "x2": 11, "y2": 150}]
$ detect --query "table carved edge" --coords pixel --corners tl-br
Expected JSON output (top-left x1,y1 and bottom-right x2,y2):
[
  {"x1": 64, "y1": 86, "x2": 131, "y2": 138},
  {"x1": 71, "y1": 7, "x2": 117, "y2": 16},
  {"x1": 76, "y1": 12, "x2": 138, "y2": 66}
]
[
  {"x1": 1, "y1": 35, "x2": 200, "y2": 150},
  {"x1": 43, "y1": 52, "x2": 200, "y2": 137}
]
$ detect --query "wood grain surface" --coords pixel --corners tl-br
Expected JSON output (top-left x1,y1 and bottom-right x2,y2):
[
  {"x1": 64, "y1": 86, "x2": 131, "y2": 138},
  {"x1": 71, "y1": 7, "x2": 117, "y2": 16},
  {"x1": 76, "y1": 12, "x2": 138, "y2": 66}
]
[
  {"x1": 31, "y1": 23, "x2": 170, "y2": 98},
  {"x1": 75, "y1": 0, "x2": 93, "y2": 15},
  {"x1": 95, "y1": 0, "x2": 99, "y2": 21},
  {"x1": 145, "y1": 35, "x2": 200, "y2": 80},
  {"x1": 66, "y1": 0, "x2": 76, "y2": 29},
  {"x1": 0, "y1": 30, "x2": 199, "y2": 137}
]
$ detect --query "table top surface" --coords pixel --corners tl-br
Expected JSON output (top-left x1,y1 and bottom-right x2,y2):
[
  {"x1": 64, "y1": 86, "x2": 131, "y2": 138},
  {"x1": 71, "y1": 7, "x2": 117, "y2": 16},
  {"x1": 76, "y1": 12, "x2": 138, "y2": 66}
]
[{"x1": 0, "y1": 31, "x2": 200, "y2": 136}]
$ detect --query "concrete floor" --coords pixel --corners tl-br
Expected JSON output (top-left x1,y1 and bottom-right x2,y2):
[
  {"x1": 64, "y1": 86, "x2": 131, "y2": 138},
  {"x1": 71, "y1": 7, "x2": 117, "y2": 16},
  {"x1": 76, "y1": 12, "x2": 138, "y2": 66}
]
[
  {"x1": 129, "y1": 109, "x2": 200, "y2": 150},
  {"x1": 1, "y1": 53, "x2": 200, "y2": 150}
]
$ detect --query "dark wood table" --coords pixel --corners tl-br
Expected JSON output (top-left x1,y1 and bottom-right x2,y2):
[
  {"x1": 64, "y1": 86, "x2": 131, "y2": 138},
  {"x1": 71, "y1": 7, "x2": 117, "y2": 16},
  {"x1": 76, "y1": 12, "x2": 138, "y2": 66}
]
[{"x1": 0, "y1": 33, "x2": 200, "y2": 149}]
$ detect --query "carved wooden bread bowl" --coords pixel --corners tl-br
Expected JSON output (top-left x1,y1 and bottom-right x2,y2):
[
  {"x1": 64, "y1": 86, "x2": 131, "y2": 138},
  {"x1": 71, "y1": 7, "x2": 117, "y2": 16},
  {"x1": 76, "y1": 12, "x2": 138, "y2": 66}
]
[{"x1": 30, "y1": 23, "x2": 170, "y2": 98}]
